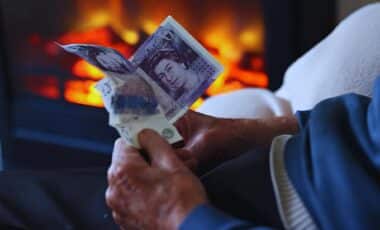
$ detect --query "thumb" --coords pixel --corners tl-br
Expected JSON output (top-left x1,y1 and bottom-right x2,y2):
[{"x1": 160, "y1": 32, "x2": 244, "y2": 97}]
[
  {"x1": 138, "y1": 129, "x2": 185, "y2": 171},
  {"x1": 175, "y1": 149, "x2": 194, "y2": 161}
]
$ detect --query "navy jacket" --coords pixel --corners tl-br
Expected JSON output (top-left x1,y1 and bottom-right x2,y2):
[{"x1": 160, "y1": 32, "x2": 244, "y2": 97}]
[{"x1": 181, "y1": 78, "x2": 380, "y2": 229}]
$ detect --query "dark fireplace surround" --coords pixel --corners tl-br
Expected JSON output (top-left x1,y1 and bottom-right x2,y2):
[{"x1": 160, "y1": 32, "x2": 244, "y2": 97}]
[{"x1": 0, "y1": 0, "x2": 335, "y2": 170}]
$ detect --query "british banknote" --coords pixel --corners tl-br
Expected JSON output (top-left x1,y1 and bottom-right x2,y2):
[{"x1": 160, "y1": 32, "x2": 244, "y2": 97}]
[
  {"x1": 58, "y1": 43, "x2": 137, "y2": 75},
  {"x1": 60, "y1": 43, "x2": 183, "y2": 147},
  {"x1": 59, "y1": 16, "x2": 223, "y2": 148},
  {"x1": 97, "y1": 72, "x2": 183, "y2": 147},
  {"x1": 60, "y1": 16, "x2": 223, "y2": 121},
  {"x1": 58, "y1": 43, "x2": 181, "y2": 121},
  {"x1": 132, "y1": 16, "x2": 224, "y2": 122}
]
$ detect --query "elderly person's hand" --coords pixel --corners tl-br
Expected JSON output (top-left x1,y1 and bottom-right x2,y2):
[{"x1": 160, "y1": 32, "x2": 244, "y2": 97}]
[
  {"x1": 106, "y1": 130, "x2": 207, "y2": 229},
  {"x1": 174, "y1": 111, "x2": 299, "y2": 171}
]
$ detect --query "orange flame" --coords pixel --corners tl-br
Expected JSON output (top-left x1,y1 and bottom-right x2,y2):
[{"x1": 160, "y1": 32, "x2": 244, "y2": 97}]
[
  {"x1": 190, "y1": 98, "x2": 204, "y2": 110},
  {"x1": 64, "y1": 80, "x2": 103, "y2": 107},
  {"x1": 72, "y1": 60, "x2": 104, "y2": 80},
  {"x1": 48, "y1": 1, "x2": 268, "y2": 110}
]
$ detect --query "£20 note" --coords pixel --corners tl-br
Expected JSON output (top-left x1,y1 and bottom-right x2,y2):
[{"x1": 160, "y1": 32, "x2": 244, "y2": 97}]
[
  {"x1": 132, "y1": 16, "x2": 224, "y2": 122},
  {"x1": 60, "y1": 44, "x2": 183, "y2": 147},
  {"x1": 59, "y1": 16, "x2": 224, "y2": 147}
]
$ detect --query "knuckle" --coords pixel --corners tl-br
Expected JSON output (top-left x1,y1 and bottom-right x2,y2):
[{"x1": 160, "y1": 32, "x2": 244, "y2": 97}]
[
  {"x1": 112, "y1": 212, "x2": 125, "y2": 226},
  {"x1": 105, "y1": 187, "x2": 117, "y2": 208},
  {"x1": 113, "y1": 166, "x2": 125, "y2": 178},
  {"x1": 108, "y1": 165, "x2": 126, "y2": 183},
  {"x1": 107, "y1": 167, "x2": 114, "y2": 181}
]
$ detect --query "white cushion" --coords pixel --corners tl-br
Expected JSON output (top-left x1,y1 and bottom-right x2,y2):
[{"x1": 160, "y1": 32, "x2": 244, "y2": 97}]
[
  {"x1": 197, "y1": 89, "x2": 292, "y2": 119},
  {"x1": 198, "y1": 3, "x2": 380, "y2": 118},
  {"x1": 276, "y1": 3, "x2": 380, "y2": 111}
]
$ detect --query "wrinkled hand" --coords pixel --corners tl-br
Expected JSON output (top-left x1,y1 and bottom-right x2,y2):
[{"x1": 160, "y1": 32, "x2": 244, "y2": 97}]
[
  {"x1": 174, "y1": 111, "x2": 244, "y2": 170},
  {"x1": 174, "y1": 111, "x2": 298, "y2": 171},
  {"x1": 106, "y1": 130, "x2": 207, "y2": 230}
]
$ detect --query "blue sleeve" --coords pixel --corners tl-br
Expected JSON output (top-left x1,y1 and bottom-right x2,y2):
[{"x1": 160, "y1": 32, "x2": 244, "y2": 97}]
[
  {"x1": 180, "y1": 204, "x2": 276, "y2": 230},
  {"x1": 284, "y1": 77, "x2": 380, "y2": 229},
  {"x1": 367, "y1": 78, "x2": 380, "y2": 151}
]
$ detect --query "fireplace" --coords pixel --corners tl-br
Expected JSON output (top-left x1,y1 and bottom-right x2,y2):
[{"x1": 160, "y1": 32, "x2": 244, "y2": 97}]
[{"x1": 0, "y1": 0, "x2": 335, "y2": 170}]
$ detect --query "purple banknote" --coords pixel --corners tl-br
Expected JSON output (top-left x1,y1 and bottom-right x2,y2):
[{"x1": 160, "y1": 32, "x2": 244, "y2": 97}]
[
  {"x1": 132, "y1": 16, "x2": 223, "y2": 121},
  {"x1": 58, "y1": 43, "x2": 137, "y2": 75}
]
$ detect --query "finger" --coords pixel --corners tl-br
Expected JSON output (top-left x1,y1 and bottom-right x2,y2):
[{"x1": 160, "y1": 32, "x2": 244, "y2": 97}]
[
  {"x1": 112, "y1": 138, "x2": 149, "y2": 168},
  {"x1": 105, "y1": 187, "x2": 129, "y2": 216},
  {"x1": 175, "y1": 149, "x2": 198, "y2": 171},
  {"x1": 175, "y1": 149, "x2": 193, "y2": 161},
  {"x1": 112, "y1": 211, "x2": 127, "y2": 227},
  {"x1": 113, "y1": 212, "x2": 140, "y2": 230},
  {"x1": 174, "y1": 110, "x2": 196, "y2": 128},
  {"x1": 108, "y1": 138, "x2": 149, "y2": 184},
  {"x1": 138, "y1": 129, "x2": 184, "y2": 171},
  {"x1": 174, "y1": 112, "x2": 191, "y2": 139},
  {"x1": 184, "y1": 159, "x2": 198, "y2": 171}
]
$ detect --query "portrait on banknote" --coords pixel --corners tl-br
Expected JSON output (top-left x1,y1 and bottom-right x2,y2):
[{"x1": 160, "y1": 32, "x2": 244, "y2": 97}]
[{"x1": 132, "y1": 18, "x2": 222, "y2": 110}]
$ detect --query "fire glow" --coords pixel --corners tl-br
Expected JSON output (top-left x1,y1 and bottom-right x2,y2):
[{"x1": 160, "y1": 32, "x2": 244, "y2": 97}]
[{"x1": 28, "y1": 0, "x2": 268, "y2": 109}]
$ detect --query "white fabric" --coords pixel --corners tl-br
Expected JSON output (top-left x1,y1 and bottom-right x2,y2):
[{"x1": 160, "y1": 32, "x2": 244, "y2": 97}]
[
  {"x1": 270, "y1": 135, "x2": 318, "y2": 230},
  {"x1": 197, "y1": 88, "x2": 292, "y2": 119},
  {"x1": 276, "y1": 3, "x2": 380, "y2": 112},
  {"x1": 198, "y1": 3, "x2": 380, "y2": 117}
]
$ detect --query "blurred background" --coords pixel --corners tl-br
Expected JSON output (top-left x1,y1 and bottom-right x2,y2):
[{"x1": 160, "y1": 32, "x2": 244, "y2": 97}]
[{"x1": 0, "y1": 0, "x2": 376, "y2": 170}]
